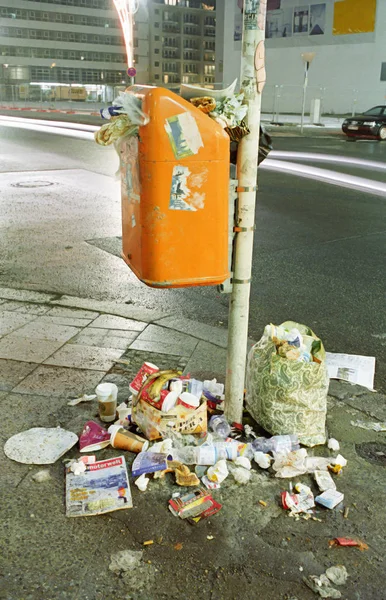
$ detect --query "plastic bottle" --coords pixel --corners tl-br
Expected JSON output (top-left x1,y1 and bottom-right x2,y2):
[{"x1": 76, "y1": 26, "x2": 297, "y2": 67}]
[
  {"x1": 209, "y1": 415, "x2": 231, "y2": 438},
  {"x1": 173, "y1": 445, "x2": 228, "y2": 465},
  {"x1": 251, "y1": 434, "x2": 299, "y2": 454}
]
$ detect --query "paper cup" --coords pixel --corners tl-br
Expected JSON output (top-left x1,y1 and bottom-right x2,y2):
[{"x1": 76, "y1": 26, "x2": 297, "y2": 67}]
[
  {"x1": 161, "y1": 391, "x2": 179, "y2": 413},
  {"x1": 177, "y1": 392, "x2": 200, "y2": 410},
  {"x1": 96, "y1": 383, "x2": 118, "y2": 423},
  {"x1": 110, "y1": 427, "x2": 149, "y2": 453},
  {"x1": 129, "y1": 362, "x2": 159, "y2": 394}
]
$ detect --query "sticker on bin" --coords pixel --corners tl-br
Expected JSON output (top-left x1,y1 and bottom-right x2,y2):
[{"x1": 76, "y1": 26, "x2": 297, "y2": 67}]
[{"x1": 165, "y1": 112, "x2": 203, "y2": 159}]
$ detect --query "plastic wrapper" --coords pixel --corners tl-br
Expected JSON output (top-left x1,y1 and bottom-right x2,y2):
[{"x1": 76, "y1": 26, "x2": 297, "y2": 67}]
[
  {"x1": 79, "y1": 421, "x2": 110, "y2": 452},
  {"x1": 246, "y1": 321, "x2": 329, "y2": 447}
]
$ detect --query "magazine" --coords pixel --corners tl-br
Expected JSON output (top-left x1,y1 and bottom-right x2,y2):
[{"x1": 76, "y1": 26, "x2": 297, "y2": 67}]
[{"x1": 66, "y1": 456, "x2": 132, "y2": 517}]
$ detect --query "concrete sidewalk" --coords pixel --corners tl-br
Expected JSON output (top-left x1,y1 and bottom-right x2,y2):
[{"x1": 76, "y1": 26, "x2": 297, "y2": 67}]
[{"x1": 0, "y1": 286, "x2": 385, "y2": 600}]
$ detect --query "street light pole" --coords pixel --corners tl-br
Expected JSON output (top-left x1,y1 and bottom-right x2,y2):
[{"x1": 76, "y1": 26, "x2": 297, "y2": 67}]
[
  {"x1": 300, "y1": 52, "x2": 315, "y2": 134},
  {"x1": 224, "y1": 0, "x2": 267, "y2": 426}
]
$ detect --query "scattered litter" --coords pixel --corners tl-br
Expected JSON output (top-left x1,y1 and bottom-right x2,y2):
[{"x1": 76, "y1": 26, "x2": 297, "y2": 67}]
[
  {"x1": 209, "y1": 414, "x2": 231, "y2": 438},
  {"x1": 329, "y1": 538, "x2": 368, "y2": 551},
  {"x1": 351, "y1": 420, "x2": 386, "y2": 432},
  {"x1": 135, "y1": 474, "x2": 150, "y2": 492},
  {"x1": 232, "y1": 466, "x2": 252, "y2": 485},
  {"x1": 109, "y1": 549, "x2": 143, "y2": 574},
  {"x1": 174, "y1": 542, "x2": 183, "y2": 550},
  {"x1": 273, "y1": 448, "x2": 308, "y2": 478},
  {"x1": 207, "y1": 535, "x2": 214, "y2": 540},
  {"x1": 258, "y1": 500, "x2": 267, "y2": 507},
  {"x1": 327, "y1": 438, "x2": 340, "y2": 452},
  {"x1": 66, "y1": 455, "x2": 132, "y2": 517},
  {"x1": 244, "y1": 424, "x2": 257, "y2": 439},
  {"x1": 67, "y1": 394, "x2": 96, "y2": 406},
  {"x1": 304, "y1": 573, "x2": 342, "y2": 598},
  {"x1": 325, "y1": 566, "x2": 348, "y2": 586},
  {"x1": 109, "y1": 425, "x2": 148, "y2": 453},
  {"x1": 252, "y1": 434, "x2": 299, "y2": 454},
  {"x1": 143, "y1": 540, "x2": 154, "y2": 546},
  {"x1": 314, "y1": 470, "x2": 336, "y2": 492},
  {"x1": 207, "y1": 459, "x2": 229, "y2": 484},
  {"x1": 174, "y1": 464, "x2": 200, "y2": 487},
  {"x1": 169, "y1": 488, "x2": 222, "y2": 524},
  {"x1": 4, "y1": 427, "x2": 78, "y2": 465},
  {"x1": 131, "y1": 452, "x2": 169, "y2": 478},
  {"x1": 253, "y1": 451, "x2": 272, "y2": 469},
  {"x1": 325, "y1": 352, "x2": 375, "y2": 390},
  {"x1": 315, "y1": 490, "x2": 344, "y2": 510},
  {"x1": 96, "y1": 382, "x2": 118, "y2": 424},
  {"x1": 328, "y1": 454, "x2": 347, "y2": 474},
  {"x1": 79, "y1": 421, "x2": 110, "y2": 453},
  {"x1": 69, "y1": 458, "x2": 87, "y2": 475},
  {"x1": 202, "y1": 475, "x2": 220, "y2": 490},
  {"x1": 343, "y1": 507, "x2": 350, "y2": 519},
  {"x1": 282, "y1": 483, "x2": 315, "y2": 515},
  {"x1": 32, "y1": 469, "x2": 51, "y2": 483},
  {"x1": 234, "y1": 456, "x2": 251, "y2": 470}
]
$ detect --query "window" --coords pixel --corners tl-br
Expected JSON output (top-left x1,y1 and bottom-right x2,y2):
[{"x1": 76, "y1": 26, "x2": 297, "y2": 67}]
[
  {"x1": 154, "y1": 22, "x2": 159, "y2": 28},
  {"x1": 155, "y1": 74, "x2": 160, "y2": 80},
  {"x1": 56, "y1": 14, "x2": 62, "y2": 21},
  {"x1": 29, "y1": 30, "x2": 36, "y2": 38},
  {"x1": 155, "y1": 35, "x2": 160, "y2": 41},
  {"x1": 155, "y1": 48, "x2": 159, "y2": 54},
  {"x1": 56, "y1": 32, "x2": 62, "y2": 40},
  {"x1": 154, "y1": 61, "x2": 159, "y2": 67}
]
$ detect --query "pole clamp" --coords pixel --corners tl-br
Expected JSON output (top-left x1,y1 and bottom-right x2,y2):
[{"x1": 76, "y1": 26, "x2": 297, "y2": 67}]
[
  {"x1": 233, "y1": 225, "x2": 256, "y2": 233},
  {"x1": 231, "y1": 278, "x2": 252, "y2": 284},
  {"x1": 236, "y1": 185, "x2": 258, "y2": 192}
]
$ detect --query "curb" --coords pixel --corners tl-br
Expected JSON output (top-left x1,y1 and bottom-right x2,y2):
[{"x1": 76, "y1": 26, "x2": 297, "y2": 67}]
[{"x1": 0, "y1": 106, "x2": 100, "y2": 116}]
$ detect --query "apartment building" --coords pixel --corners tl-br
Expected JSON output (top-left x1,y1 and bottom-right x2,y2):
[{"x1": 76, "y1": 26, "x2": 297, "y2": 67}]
[
  {"x1": 0, "y1": 0, "x2": 215, "y2": 99},
  {"x1": 148, "y1": 0, "x2": 216, "y2": 89},
  {"x1": 0, "y1": 0, "x2": 149, "y2": 95}
]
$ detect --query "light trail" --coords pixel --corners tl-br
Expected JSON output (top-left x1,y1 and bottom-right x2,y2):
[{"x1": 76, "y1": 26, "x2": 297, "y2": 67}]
[{"x1": 270, "y1": 150, "x2": 386, "y2": 171}]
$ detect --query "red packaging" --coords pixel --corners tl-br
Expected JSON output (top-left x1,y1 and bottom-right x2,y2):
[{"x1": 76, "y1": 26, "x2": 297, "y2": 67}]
[
  {"x1": 79, "y1": 421, "x2": 111, "y2": 452},
  {"x1": 129, "y1": 362, "x2": 159, "y2": 394}
]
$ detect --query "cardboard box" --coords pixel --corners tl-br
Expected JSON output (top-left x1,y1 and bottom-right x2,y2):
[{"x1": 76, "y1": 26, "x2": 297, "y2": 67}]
[{"x1": 132, "y1": 397, "x2": 207, "y2": 441}]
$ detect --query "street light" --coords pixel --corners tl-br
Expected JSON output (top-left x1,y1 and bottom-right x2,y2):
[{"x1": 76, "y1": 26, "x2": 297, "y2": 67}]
[
  {"x1": 300, "y1": 52, "x2": 315, "y2": 134},
  {"x1": 113, "y1": 0, "x2": 139, "y2": 83}
]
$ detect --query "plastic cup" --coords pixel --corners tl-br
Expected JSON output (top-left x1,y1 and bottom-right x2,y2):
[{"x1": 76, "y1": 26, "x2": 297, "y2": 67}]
[
  {"x1": 96, "y1": 383, "x2": 118, "y2": 423},
  {"x1": 110, "y1": 426, "x2": 149, "y2": 453}
]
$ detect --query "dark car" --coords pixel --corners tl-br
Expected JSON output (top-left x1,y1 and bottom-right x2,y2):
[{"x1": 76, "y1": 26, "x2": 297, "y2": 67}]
[{"x1": 342, "y1": 105, "x2": 386, "y2": 140}]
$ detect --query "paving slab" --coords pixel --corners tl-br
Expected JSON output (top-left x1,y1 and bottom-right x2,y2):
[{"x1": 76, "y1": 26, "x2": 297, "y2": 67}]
[
  {"x1": 46, "y1": 306, "x2": 100, "y2": 319},
  {"x1": 0, "y1": 359, "x2": 37, "y2": 391},
  {"x1": 89, "y1": 314, "x2": 147, "y2": 331},
  {"x1": 11, "y1": 318, "x2": 81, "y2": 342},
  {"x1": 12, "y1": 365, "x2": 103, "y2": 398},
  {"x1": 0, "y1": 335, "x2": 65, "y2": 363},
  {"x1": 72, "y1": 327, "x2": 139, "y2": 350},
  {"x1": 50, "y1": 295, "x2": 170, "y2": 323},
  {"x1": 0, "y1": 310, "x2": 38, "y2": 336},
  {"x1": 0, "y1": 300, "x2": 51, "y2": 315},
  {"x1": 0, "y1": 286, "x2": 58, "y2": 303},
  {"x1": 155, "y1": 315, "x2": 228, "y2": 348},
  {"x1": 39, "y1": 314, "x2": 95, "y2": 327},
  {"x1": 129, "y1": 324, "x2": 198, "y2": 357},
  {"x1": 44, "y1": 344, "x2": 123, "y2": 371}
]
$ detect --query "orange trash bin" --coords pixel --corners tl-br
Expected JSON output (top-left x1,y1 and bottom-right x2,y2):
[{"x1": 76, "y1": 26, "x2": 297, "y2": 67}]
[{"x1": 120, "y1": 86, "x2": 230, "y2": 288}]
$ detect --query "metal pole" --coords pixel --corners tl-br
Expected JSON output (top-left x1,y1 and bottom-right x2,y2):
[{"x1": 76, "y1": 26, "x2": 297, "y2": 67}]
[
  {"x1": 300, "y1": 62, "x2": 308, "y2": 134},
  {"x1": 224, "y1": 0, "x2": 267, "y2": 426}
]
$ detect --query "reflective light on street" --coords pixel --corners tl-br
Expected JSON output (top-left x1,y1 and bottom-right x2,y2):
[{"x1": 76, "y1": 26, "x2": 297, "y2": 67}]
[
  {"x1": 0, "y1": 116, "x2": 95, "y2": 140},
  {"x1": 270, "y1": 151, "x2": 386, "y2": 171},
  {"x1": 262, "y1": 158, "x2": 386, "y2": 197}
]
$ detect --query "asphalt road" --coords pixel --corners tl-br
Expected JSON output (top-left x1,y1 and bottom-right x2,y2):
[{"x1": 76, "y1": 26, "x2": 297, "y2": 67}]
[{"x1": 0, "y1": 117, "x2": 385, "y2": 390}]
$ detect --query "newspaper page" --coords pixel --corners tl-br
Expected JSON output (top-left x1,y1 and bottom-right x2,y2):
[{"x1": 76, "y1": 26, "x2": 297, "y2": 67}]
[
  {"x1": 66, "y1": 456, "x2": 132, "y2": 517},
  {"x1": 325, "y1": 352, "x2": 376, "y2": 390}
]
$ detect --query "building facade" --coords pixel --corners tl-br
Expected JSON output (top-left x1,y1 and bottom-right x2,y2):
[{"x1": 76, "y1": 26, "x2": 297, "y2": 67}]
[
  {"x1": 0, "y1": 0, "x2": 216, "y2": 102},
  {"x1": 148, "y1": 0, "x2": 216, "y2": 89},
  {"x1": 216, "y1": 0, "x2": 385, "y2": 116}
]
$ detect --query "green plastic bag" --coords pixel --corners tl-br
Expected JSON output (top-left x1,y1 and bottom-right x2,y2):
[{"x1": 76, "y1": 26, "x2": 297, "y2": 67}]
[{"x1": 246, "y1": 321, "x2": 329, "y2": 447}]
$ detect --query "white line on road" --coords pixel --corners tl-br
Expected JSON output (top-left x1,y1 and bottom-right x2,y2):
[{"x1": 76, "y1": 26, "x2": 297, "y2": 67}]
[
  {"x1": 261, "y1": 158, "x2": 386, "y2": 197},
  {"x1": 270, "y1": 150, "x2": 386, "y2": 171}
]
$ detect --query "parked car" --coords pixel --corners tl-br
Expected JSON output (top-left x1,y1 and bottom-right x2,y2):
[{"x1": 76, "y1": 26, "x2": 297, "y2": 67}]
[{"x1": 342, "y1": 106, "x2": 386, "y2": 140}]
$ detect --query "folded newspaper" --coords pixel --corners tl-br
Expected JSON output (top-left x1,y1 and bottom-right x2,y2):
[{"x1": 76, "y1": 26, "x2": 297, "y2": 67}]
[{"x1": 66, "y1": 456, "x2": 132, "y2": 517}]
